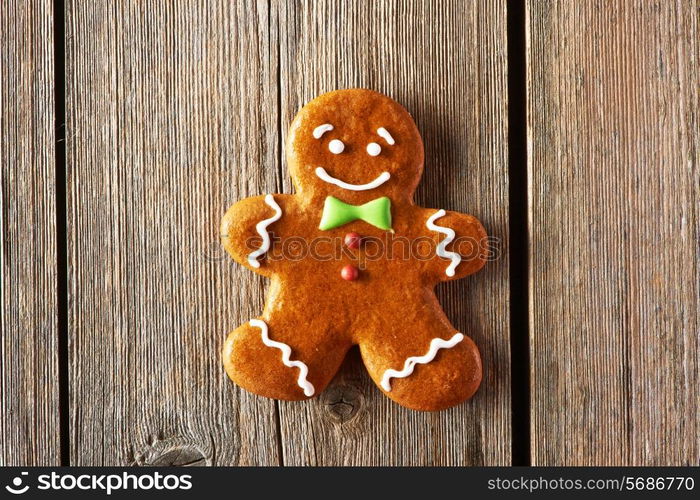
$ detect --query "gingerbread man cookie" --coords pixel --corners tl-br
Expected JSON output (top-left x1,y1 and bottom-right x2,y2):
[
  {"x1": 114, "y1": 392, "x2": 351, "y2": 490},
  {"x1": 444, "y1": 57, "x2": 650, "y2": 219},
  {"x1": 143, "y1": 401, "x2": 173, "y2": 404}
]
[{"x1": 221, "y1": 89, "x2": 487, "y2": 411}]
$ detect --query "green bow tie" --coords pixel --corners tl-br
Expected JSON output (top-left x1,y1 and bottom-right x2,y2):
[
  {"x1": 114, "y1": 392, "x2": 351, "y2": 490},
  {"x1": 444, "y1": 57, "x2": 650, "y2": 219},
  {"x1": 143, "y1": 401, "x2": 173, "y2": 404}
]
[{"x1": 319, "y1": 196, "x2": 392, "y2": 231}]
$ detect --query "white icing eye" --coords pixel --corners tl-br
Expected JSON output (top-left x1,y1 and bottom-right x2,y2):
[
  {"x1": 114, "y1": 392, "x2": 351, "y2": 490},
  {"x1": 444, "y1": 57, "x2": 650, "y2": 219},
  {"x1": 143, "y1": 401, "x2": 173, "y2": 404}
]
[
  {"x1": 366, "y1": 142, "x2": 381, "y2": 156},
  {"x1": 328, "y1": 139, "x2": 345, "y2": 154}
]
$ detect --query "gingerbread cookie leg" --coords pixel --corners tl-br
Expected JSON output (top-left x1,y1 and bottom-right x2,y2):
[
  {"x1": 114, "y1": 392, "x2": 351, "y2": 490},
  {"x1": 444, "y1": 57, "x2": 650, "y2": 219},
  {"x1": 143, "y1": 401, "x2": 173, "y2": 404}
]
[
  {"x1": 223, "y1": 310, "x2": 351, "y2": 401},
  {"x1": 358, "y1": 301, "x2": 482, "y2": 411}
]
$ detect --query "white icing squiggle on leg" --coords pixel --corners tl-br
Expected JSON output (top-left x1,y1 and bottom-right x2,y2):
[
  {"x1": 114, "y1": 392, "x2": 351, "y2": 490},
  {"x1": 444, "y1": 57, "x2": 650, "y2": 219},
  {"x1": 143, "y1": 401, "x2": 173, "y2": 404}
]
[
  {"x1": 247, "y1": 194, "x2": 282, "y2": 268},
  {"x1": 426, "y1": 209, "x2": 462, "y2": 277},
  {"x1": 380, "y1": 333, "x2": 464, "y2": 391},
  {"x1": 250, "y1": 319, "x2": 315, "y2": 397}
]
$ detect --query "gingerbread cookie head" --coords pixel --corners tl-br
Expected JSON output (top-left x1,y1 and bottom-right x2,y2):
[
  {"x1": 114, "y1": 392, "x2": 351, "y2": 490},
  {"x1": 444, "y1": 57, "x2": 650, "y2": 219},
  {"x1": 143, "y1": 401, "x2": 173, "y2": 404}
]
[{"x1": 285, "y1": 89, "x2": 424, "y2": 204}]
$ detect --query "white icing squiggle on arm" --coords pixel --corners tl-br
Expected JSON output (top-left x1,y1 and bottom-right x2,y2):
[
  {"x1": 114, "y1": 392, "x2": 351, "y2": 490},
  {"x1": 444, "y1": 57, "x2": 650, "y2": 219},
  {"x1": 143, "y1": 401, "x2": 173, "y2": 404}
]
[
  {"x1": 380, "y1": 333, "x2": 464, "y2": 391},
  {"x1": 313, "y1": 123, "x2": 333, "y2": 139},
  {"x1": 247, "y1": 194, "x2": 282, "y2": 268},
  {"x1": 250, "y1": 319, "x2": 315, "y2": 397},
  {"x1": 377, "y1": 127, "x2": 395, "y2": 145},
  {"x1": 426, "y1": 209, "x2": 462, "y2": 277}
]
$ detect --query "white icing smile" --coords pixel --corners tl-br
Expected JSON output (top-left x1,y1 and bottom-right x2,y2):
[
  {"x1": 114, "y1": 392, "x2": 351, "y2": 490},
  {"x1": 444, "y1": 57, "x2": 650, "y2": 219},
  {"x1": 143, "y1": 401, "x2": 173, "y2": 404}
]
[{"x1": 315, "y1": 167, "x2": 391, "y2": 192}]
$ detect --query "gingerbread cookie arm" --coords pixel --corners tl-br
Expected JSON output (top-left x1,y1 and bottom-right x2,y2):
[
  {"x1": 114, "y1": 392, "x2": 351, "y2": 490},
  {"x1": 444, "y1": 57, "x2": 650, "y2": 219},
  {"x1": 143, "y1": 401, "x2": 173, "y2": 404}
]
[
  {"x1": 419, "y1": 207, "x2": 488, "y2": 282},
  {"x1": 220, "y1": 194, "x2": 293, "y2": 275}
]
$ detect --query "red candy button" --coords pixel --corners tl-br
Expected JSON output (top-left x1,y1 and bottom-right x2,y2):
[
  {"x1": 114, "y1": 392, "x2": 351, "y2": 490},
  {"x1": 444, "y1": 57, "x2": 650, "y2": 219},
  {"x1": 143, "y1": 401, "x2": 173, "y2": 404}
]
[
  {"x1": 341, "y1": 265, "x2": 359, "y2": 281},
  {"x1": 344, "y1": 232, "x2": 362, "y2": 249}
]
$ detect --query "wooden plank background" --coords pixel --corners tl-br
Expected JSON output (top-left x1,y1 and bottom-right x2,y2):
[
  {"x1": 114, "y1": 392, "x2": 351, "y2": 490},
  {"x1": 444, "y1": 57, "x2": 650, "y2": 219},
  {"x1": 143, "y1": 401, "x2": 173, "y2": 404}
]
[
  {"x1": 1, "y1": 0, "x2": 59, "y2": 465},
  {"x1": 64, "y1": 0, "x2": 510, "y2": 466},
  {"x1": 2, "y1": 0, "x2": 699, "y2": 466},
  {"x1": 528, "y1": 0, "x2": 699, "y2": 465}
]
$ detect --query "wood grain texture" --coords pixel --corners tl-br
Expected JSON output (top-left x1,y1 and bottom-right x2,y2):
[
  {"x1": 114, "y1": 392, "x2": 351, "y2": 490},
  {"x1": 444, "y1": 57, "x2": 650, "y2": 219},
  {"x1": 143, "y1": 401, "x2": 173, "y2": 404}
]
[
  {"x1": 65, "y1": 0, "x2": 281, "y2": 465},
  {"x1": 276, "y1": 0, "x2": 510, "y2": 465},
  {"x1": 528, "y1": 0, "x2": 700, "y2": 465},
  {"x1": 0, "y1": 0, "x2": 59, "y2": 465}
]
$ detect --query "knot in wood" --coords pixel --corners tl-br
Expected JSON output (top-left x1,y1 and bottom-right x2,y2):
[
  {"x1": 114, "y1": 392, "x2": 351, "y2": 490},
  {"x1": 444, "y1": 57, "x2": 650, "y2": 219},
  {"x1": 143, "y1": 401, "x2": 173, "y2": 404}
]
[
  {"x1": 135, "y1": 445, "x2": 207, "y2": 467},
  {"x1": 322, "y1": 384, "x2": 363, "y2": 423}
]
